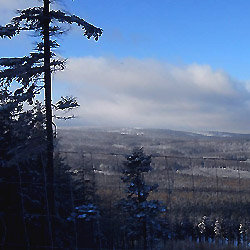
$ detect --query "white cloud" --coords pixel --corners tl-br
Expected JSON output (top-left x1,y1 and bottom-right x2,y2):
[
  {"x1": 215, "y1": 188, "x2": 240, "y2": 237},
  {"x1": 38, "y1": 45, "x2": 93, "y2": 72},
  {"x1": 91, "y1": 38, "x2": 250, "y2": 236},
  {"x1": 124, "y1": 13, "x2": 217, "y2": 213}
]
[{"x1": 54, "y1": 57, "x2": 250, "y2": 133}]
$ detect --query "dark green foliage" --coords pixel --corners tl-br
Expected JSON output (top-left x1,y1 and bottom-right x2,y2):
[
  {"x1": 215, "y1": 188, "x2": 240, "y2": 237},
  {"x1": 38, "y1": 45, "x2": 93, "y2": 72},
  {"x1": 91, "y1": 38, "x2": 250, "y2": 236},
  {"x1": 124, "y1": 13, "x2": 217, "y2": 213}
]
[
  {"x1": 118, "y1": 147, "x2": 166, "y2": 248},
  {"x1": 0, "y1": 2, "x2": 102, "y2": 247},
  {"x1": 0, "y1": 95, "x2": 49, "y2": 248}
]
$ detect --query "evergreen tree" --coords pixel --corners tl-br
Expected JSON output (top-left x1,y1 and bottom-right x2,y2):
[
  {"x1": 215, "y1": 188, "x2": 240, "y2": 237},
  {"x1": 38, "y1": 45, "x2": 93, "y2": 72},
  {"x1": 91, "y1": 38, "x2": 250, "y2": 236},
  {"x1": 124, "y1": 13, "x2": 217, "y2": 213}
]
[
  {"x1": 0, "y1": 0, "x2": 102, "y2": 168},
  {"x1": 0, "y1": 1, "x2": 102, "y2": 247},
  {"x1": 0, "y1": 89, "x2": 81, "y2": 248},
  {"x1": 67, "y1": 153, "x2": 102, "y2": 248},
  {"x1": 0, "y1": 95, "x2": 49, "y2": 248},
  {"x1": 118, "y1": 147, "x2": 166, "y2": 249},
  {"x1": 53, "y1": 152, "x2": 77, "y2": 248}
]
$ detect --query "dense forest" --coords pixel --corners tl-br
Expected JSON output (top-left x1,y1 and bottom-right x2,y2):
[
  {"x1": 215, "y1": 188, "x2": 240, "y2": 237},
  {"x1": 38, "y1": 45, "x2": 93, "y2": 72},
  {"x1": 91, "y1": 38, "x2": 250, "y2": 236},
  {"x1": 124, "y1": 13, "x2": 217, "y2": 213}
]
[{"x1": 2, "y1": 111, "x2": 250, "y2": 249}]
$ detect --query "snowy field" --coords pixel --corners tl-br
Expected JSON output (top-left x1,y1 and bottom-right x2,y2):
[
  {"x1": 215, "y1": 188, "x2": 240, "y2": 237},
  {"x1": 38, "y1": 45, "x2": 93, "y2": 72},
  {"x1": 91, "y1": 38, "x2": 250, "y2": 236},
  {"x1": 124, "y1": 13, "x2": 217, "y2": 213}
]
[{"x1": 178, "y1": 166, "x2": 250, "y2": 179}]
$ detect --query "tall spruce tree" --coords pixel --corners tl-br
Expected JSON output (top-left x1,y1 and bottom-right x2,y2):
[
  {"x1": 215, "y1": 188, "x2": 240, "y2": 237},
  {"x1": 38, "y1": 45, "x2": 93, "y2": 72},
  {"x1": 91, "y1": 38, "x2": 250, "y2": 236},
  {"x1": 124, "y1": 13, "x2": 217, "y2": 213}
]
[
  {"x1": 0, "y1": 0, "x2": 102, "y2": 247},
  {"x1": 118, "y1": 147, "x2": 166, "y2": 249},
  {"x1": 0, "y1": 94, "x2": 82, "y2": 248}
]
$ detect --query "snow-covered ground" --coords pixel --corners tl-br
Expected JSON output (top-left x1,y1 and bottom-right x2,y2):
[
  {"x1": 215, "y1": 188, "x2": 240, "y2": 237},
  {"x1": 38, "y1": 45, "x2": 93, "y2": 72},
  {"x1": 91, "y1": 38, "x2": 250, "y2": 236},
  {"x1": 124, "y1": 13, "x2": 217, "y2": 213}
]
[{"x1": 178, "y1": 166, "x2": 250, "y2": 179}]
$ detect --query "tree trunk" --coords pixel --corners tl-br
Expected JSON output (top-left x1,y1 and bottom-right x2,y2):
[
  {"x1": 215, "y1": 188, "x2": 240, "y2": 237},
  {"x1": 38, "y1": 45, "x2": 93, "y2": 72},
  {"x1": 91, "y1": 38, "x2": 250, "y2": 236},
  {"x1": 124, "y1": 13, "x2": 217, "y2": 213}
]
[
  {"x1": 143, "y1": 218, "x2": 147, "y2": 250},
  {"x1": 43, "y1": 0, "x2": 55, "y2": 247}
]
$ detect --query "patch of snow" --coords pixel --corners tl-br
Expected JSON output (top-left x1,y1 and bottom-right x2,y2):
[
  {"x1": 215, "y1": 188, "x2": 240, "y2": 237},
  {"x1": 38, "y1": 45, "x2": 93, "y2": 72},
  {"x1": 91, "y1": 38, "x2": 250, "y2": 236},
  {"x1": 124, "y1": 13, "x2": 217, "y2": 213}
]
[
  {"x1": 179, "y1": 166, "x2": 250, "y2": 179},
  {"x1": 136, "y1": 132, "x2": 144, "y2": 136},
  {"x1": 193, "y1": 131, "x2": 232, "y2": 137},
  {"x1": 113, "y1": 144, "x2": 126, "y2": 149}
]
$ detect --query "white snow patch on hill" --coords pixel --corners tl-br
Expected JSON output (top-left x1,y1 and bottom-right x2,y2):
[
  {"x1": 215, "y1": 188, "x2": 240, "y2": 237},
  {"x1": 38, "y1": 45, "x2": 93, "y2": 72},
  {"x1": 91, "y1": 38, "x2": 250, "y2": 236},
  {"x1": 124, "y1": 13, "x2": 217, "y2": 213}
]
[{"x1": 179, "y1": 167, "x2": 250, "y2": 179}]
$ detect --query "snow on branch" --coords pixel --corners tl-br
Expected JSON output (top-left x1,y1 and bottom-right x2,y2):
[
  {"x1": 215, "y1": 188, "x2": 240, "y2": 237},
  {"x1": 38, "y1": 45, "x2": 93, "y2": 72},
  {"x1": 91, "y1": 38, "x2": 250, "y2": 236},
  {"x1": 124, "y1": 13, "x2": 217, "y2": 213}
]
[
  {"x1": 14, "y1": 7, "x2": 43, "y2": 23},
  {"x1": 0, "y1": 8, "x2": 43, "y2": 38},
  {"x1": 0, "y1": 53, "x2": 44, "y2": 67},
  {"x1": 55, "y1": 96, "x2": 80, "y2": 110},
  {"x1": 0, "y1": 7, "x2": 103, "y2": 40},
  {"x1": 12, "y1": 7, "x2": 43, "y2": 30},
  {"x1": 50, "y1": 10, "x2": 103, "y2": 40},
  {"x1": 0, "y1": 86, "x2": 36, "y2": 110},
  {"x1": 0, "y1": 24, "x2": 19, "y2": 38},
  {"x1": 68, "y1": 204, "x2": 100, "y2": 222},
  {"x1": 0, "y1": 54, "x2": 65, "y2": 85},
  {"x1": 0, "y1": 65, "x2": 44, "y2": 86},
  {"x1": 116, "y1": 148, "x2": 167, "y2": 243},
  {"x1": 55, "y1": 115, "x2": 76, "y2": 120}
]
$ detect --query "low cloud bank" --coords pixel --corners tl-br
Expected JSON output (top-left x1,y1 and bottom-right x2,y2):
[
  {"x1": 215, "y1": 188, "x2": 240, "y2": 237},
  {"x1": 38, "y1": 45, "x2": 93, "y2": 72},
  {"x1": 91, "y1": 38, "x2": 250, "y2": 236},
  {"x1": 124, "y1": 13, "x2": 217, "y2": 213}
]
[{"x1": 54, "y1": 57, "x2": 250, "y2": 133}]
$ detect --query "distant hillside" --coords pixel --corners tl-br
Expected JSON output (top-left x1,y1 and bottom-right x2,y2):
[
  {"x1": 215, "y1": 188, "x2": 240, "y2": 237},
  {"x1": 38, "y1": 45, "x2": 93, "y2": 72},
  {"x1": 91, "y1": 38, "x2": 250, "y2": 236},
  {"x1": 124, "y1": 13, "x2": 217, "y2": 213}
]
[{"x1": 57, "y1": 127, "x2": 250, "y2": 159}]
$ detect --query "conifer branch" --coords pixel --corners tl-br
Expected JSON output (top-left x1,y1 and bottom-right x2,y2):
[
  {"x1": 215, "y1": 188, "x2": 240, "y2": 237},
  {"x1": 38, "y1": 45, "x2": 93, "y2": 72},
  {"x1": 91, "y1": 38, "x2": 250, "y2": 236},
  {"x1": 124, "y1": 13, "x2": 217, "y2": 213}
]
[{"x1": 50, "y1": 10, "x2": 103, "y2": 40}]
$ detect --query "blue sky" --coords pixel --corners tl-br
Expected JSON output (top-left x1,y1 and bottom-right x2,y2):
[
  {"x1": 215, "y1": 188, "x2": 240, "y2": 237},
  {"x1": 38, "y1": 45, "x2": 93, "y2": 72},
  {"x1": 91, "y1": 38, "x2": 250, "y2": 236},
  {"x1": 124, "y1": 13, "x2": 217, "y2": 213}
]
[
  {"x1": 2, "y1": 0, "x2": 250, "y2": 132},
  {"x1": 60, "y1": 0, "x2": 250, "y2": 80}
]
